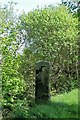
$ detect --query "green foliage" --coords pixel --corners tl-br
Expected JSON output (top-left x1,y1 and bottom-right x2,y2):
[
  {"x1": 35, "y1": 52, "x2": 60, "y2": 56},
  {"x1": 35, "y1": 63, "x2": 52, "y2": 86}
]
[
  {"x1": 62, "y1": 0, "x2": 80, "y2": 13},
  {"x1": 18, "y1": 48, "x2": 35, "y2": 99},
  {"x1": 2, "y1": 77, "x2": 26, "y2": 108},
  {"x1": 1, "y1": 2, "x2": 26, "y2": 112},
  {"x1": 8, "y1": 99, "x2": 28, "y2": 118},
  {"x1": 20, "y1": 6, "x2": 79, "y2": 95},
  {"x1": 1, "y1": 2, "x2": 79, "y2": 118},
  {"x1": 3, "y1": 89, "x2": 78, "y2": 118}
]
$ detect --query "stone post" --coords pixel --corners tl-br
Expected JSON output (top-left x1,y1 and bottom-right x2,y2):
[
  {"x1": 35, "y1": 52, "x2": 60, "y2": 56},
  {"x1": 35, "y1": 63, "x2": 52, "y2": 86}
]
[{"x1": 35, "y1": 60, "x2": 50, "y2": 103}]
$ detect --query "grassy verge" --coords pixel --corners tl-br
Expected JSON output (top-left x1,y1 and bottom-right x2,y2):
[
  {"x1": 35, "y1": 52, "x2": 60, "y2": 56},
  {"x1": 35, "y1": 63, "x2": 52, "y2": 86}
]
[{"x1": 28, "y1": 89, "x2": 79, "y2": 118}]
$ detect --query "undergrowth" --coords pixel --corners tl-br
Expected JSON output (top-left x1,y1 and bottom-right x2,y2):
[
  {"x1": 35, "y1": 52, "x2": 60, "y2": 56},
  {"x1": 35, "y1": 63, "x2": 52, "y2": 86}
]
[
  {"x1": 28, "y1": 89, "x2": 79, "y2": 118},
  {"x1": 3, "y1": 89, "x2": 79, "y2": 119}
]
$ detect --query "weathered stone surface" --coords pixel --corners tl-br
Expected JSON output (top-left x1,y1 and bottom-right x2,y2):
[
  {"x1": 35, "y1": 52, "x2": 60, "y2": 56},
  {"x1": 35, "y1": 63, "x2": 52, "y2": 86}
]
[{"x1": 35, "y1": 60, "x2": 50, "y2": 103}]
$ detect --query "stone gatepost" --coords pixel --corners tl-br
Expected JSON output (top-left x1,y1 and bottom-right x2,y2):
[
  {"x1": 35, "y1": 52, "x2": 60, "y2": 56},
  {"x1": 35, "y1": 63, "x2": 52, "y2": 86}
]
[{"x1": 35, "y1": 60, "x2": 50, "y2": 103}]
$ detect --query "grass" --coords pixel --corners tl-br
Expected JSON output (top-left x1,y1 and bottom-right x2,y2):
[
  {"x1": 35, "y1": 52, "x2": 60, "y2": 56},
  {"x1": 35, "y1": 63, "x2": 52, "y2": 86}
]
[{"x1": 27, "y1": 89, "x2": 79, "y2": 118}]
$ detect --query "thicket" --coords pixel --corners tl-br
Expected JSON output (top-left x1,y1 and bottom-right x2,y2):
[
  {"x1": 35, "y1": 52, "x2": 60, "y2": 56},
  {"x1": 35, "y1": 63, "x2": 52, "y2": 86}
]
[
  {"x1": 1, "y1": 2, "x2": 79, "y2": 118},
  {"x1": 19, "y1": 5, "x2": 79, "y2": 95},
  {"x1": 0, "y1": 2, "x2": 27, "y2": 116}
]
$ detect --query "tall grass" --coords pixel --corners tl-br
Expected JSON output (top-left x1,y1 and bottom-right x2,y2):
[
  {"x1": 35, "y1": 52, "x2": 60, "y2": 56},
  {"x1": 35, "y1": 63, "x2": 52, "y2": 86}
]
[
  {"x1": 28, "y1": 89, "x2": 78, "y2": 118},
  {"x1": 7, "y1": 89, "x2": 79, "y2": 119}
]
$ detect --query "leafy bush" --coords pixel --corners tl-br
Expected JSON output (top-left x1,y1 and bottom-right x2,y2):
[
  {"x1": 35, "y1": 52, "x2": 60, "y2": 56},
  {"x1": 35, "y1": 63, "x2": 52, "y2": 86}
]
[
  {"x1": 2, "y1": 99, "x2": 28, "y2": 118},
  {"x1": 2, "y1": 77, "x2": 26, "y2": 108},
  {"x1": 9, "y1": 99, "x2": 28, "y2": 118},
  {"x1": 1, "y1": 2, "x2": 26, "y2": 112},
  {"x1": 19, "y1": 6, "x2": 79, "y2": 95}
]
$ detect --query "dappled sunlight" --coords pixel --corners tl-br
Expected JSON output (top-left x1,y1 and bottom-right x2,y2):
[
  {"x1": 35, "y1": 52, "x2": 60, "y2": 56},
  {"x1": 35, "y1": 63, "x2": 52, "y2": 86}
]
[{"x1": 52, "y1": 89, "x2": 78, "y2": 105}]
